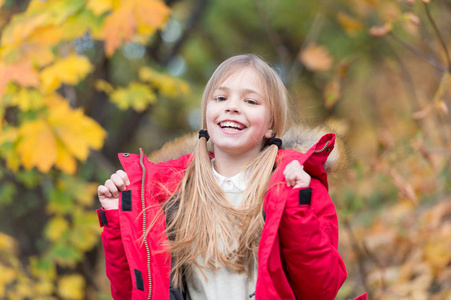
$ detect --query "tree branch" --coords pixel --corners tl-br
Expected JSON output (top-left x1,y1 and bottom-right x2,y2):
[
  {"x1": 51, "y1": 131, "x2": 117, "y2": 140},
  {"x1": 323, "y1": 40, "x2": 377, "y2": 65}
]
[
  {"x1": 423, "y1": 2, "x2": 451, "y2": 71},
  {"x1": 388, "y1": 32, "x2": 447, "y2": 72}
]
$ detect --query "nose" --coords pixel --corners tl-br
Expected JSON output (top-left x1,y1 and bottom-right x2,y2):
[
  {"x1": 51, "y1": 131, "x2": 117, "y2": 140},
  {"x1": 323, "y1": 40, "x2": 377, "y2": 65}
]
[{"x1": 225, "y1": 96, "x2": 240, "y2": 113}]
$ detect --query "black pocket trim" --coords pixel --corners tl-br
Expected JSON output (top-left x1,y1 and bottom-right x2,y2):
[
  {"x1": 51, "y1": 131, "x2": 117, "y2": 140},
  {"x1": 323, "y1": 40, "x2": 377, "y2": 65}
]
[
  {"x1": 100, "y1": 209, "x2": 108, "y2": 226},
  {"x1": 134, "y1": 269, "x2": 144, "y2": 291},
  {"x1": 298, "y1": 188, "x2": 312, "y2": 205},
  {"x1": 121, "y1": 190, "x2": 132, "y2": 211}
]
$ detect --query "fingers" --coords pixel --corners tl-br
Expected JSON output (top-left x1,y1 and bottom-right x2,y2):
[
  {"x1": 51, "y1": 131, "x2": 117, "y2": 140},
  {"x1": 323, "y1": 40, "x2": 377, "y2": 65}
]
[
  {"x1": 97, "y1": 184, "x2": 112, "y2": 199},
  {"x1": 97, "y1": 170, "x2": 130, "y2": 199},
  {"x1": 283, "y1": 160, "x2": 311, "y2": 188}
]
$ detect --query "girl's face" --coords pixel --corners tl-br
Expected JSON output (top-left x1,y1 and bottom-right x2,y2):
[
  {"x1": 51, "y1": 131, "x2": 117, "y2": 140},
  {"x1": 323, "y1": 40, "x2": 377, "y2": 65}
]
[{"x1": 206, "y1": 67, "x2": 273, "y2": 159}]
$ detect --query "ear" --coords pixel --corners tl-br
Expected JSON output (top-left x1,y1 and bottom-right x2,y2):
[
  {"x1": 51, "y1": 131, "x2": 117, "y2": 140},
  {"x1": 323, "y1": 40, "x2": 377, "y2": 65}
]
[{"x1": 264, "y1": 129, "x2": 274, "y2": 139}]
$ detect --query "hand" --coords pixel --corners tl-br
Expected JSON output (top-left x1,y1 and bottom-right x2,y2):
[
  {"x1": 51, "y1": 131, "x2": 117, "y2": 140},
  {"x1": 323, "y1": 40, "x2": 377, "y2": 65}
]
[
  {"x1": 283, "y1": 160, "x2": 311, "y2": 189},
  {"x1": 97, "y1": 170, "x2": 130, "y2": 210}
]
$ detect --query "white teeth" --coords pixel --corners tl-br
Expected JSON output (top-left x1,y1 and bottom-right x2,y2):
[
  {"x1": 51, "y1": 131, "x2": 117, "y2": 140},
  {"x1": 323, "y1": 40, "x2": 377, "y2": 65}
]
[{"x1": 219, "y1": 121, "x2": 244, "y2": 130}]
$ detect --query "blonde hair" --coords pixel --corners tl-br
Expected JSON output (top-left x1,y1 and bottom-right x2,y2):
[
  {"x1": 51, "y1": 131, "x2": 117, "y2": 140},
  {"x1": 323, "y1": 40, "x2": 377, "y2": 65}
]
[{"x1": 163, "y1": 54, "x2": 289, "y2": 287}]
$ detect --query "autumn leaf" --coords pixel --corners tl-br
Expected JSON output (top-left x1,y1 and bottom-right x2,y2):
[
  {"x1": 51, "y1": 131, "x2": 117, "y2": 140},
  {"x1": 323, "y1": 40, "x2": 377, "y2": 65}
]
[
  {"x1": 45, "y1": 216, "x2": 69, "y2": 242},
  {"x1": 14, "y1": 97, "x2": 106, "y2": 174},
  {"x1": 337, "y1": 12, "x2": 364, "y2": 36},
  {"x1": 0, "y1": 61, "x2": 39, "y2": 96},
  {"x1": 300, "y1": 43, "x2": 333, "y2": 72},
  {"x1": 369, "y1": 24, "x2": 392, "y2": 37},
  {"x1": 324, "y1": 77, "x2": 341, "y2": 108},
  {"x1": 40, "y1": 54, "x2": 93, "y2": 92},
  {"x1": 101, "y1": 0, "x2": 170, "y2": 56},
  {"x1": 17, "y1": 119, "x2": 57, "y2": 173},
  {"x1": 57, "y1": 274, "x2": 85, "y2": 300},
  {"x1": 87, "y1": 0, "x2": 114, "y2": 16},
  {"x1": 8, "y1": 88, "x2": 43, "y2": 111},
  {"x1": 139, "y1": 66, "x2": 190, "y2": 98},
  {"x1": 46, "y1": 97, "x2": 106, "y2": 163},
  {"x1": 110, "y1": 82, "x2": 157, "y2": 111}
]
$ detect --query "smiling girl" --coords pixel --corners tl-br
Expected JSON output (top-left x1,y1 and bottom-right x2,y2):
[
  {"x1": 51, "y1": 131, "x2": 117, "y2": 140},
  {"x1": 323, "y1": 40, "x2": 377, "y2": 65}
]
[{"x1": 97, "y1": 54, "x2": 350, "y2": 299}]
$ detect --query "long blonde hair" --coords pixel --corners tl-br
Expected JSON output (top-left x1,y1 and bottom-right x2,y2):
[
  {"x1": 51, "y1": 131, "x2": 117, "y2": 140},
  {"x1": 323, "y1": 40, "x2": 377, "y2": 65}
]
[{"x1": 163, "y1": 54, "x2": 289, "y2": 287}]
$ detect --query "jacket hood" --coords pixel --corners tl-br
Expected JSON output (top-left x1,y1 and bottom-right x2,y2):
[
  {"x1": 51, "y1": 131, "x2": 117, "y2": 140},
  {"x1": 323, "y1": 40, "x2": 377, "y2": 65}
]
[{"x1": 148, "y1": 123, "x2": 349, "y2": 174}]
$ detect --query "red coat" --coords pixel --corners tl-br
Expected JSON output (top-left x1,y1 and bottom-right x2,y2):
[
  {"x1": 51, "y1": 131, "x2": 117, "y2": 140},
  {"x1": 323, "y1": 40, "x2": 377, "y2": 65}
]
[{"x1": 97, "y1": 133, "x2": 354, "y2": 299}]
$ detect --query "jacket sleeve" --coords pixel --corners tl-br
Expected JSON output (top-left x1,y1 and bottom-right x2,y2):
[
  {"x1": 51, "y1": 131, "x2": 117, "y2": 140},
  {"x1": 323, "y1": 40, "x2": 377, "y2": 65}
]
[
  {"x1": 97, "y1": 208, "x2": 133, "y2": 299},
  {"x1": 278, "y1": 178, "x2": 347, "y2": 300}
]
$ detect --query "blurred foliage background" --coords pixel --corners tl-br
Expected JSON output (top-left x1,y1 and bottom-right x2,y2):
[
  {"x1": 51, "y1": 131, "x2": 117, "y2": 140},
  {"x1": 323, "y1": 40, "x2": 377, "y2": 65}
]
[{"x1": 0, "y1": 0, "x2": 450, "y2": 299}]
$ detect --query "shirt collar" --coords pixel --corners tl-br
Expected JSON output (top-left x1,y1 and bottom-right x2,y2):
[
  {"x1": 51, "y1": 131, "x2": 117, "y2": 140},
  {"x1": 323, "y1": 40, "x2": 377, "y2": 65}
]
[{"x1": 211, "y1": 159, "x2": 247, "y2": 192}]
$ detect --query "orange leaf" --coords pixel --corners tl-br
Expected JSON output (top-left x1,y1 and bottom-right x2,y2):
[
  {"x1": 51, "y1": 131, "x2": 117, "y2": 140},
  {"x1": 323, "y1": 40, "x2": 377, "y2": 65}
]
[
  {"x1": 101, "y1": 0, "x2": 170, "y2": 56},
  {"x1": 300, "y1": 44, "x2": 333, "y2": 72},
  {"x1": 369, "y1": 24, "x2": 392, "y2": 37},
  {"x1": 0, "y1": 61, "x2": 39, "y2": 96}
]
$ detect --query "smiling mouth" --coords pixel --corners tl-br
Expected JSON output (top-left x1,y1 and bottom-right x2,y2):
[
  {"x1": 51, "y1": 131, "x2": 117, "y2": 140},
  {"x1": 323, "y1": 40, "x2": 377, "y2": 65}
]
[{"x1": 219, "y1": 121, "x2": 246, "y2": 131}]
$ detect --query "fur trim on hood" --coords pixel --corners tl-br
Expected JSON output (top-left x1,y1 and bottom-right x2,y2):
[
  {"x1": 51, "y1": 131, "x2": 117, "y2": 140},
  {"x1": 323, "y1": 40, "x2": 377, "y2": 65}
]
[{"x1": 148, "y1": 123, "x2": 349, "y2": 174}]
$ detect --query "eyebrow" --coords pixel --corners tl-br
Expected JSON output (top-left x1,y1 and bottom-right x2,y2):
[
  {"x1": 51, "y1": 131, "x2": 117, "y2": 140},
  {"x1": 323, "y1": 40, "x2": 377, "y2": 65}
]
[{"x1": 215, "y1": 86, "x2": 263, "y2": 97}]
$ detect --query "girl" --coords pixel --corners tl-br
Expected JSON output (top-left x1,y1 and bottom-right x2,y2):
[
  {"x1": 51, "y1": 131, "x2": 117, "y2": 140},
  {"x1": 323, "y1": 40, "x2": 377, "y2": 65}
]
[{"x1": 97, "y1": 54, "x2": 349, "y2": 299}]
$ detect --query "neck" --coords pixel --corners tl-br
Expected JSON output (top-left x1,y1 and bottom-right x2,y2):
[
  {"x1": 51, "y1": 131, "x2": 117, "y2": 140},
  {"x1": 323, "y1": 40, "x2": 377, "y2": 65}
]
[{"x1": 213, "y1": 149, "x2": 260, "y2": 178}]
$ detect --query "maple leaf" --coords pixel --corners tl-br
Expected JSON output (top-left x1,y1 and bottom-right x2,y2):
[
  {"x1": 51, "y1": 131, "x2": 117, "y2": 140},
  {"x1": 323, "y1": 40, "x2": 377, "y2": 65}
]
[
  {"x1": 14, "y1": 97, "x2": 106, "y2": 174},
  {"x1": 87, "y1": 0, "x2": 114, "y2": 16},
  {"x1": 0, "y1": 61, "x2": 39, "y2": 96},
  {"x1": 300, "y1": 43, "x2": 333, "y2": 72},
  {"x1": 57, "y1": 274, "x2": 85, "y2": 300},
  {"x1": 101, "y1": 0, "x2": 170, "y2": 56},
  {"x1": 46, "y1": 97, "x2": 106, "y2": 162},
  {"x1": 110, "y1": 82, "x2": 156, "y2": 111},
  {"x1": 40, "y1": 54, "x2": 93, "y2": 92},
  {"x1": 17, "y1": 119, "x2": 58, "y2": 173}
]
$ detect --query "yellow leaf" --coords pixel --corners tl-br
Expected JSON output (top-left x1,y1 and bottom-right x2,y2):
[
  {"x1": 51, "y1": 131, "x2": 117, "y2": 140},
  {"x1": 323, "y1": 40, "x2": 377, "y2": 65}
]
[
  {"x1": 0, "y1": 232, "x2": 17, "y2": 253},
  {"x1": 1, "y1": 13, "x2": 49, "y2": 45},
  {"x1": 95, "y1": 79, "x2": 114, "y2": 94},
  {"x1": 110, "y1": 82, "x2": 156, "y2": 111},
  {"x1": 87, "y1": 0, "x2": 114, "y2": 15},
  {"x1": 0, "y1": 266, "x2": 16, "y2": 295},
  {"x1": 40, "y1": 54, "x2": 93, "y2": 92},
  {"x1": 300, "y1": 44, "x2": 333, "y2": 72},
  {"x1": 46, "y1": 98, "x2": 106, "y2": 161},
  {"x1": 9, "y1": 88, "x2": 43, "y2": 111},
  {"x1": 14, "y1": 97, "x2": 106, "y2": 173},
  {"x1": 26, "y1": 25, "x2": 64, "y2": 46},
  {"x1": 55, "y1": 142, "x2": 78, "y2": 175},
  {"x1": 22, "y1": 44, "x2": 56, "y2": 67},
  {"x1": 139, "y1": 67, "x2": 189, "y2": 98},
  {"x1": 337, "y1": 12, "x2": 363, "y2": 36},
  {"x1": 17, "y1": 119, "x2": 57, "y2": 172},
  {"x1": 34, "y1": 280, "x2": 54, "y2": 296},
  {"x1": 57, "y1": 275, "x2": 85, "y2": 300},
  {"x1": 74, "y1": 183, "x2": 98, "y2": 206},
  {"x1": 45, "y1": 216, "x2": 69, "y2": 242}
]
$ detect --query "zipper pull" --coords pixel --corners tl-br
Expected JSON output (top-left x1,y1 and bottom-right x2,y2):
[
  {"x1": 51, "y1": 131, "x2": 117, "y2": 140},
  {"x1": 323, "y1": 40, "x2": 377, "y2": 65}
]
[{"x1": 249, "y1": 292, "x2": 255, "y2": 298}]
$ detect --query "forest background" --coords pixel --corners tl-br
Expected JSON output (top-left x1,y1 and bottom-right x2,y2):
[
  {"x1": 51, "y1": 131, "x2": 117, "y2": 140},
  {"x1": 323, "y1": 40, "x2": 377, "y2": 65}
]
[{"x1": 0, "y1": 0, "x2": 450, "y2": 299}]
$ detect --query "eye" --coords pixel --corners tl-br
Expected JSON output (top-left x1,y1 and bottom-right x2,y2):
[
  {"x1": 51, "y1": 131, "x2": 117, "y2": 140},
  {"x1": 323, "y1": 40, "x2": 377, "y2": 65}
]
[
  {"x1": 245, "y1": 99, "x2": 258, "y2": 105},
  {"x1": 214, "y1": 96, "x2": 227, "y2": 101}
]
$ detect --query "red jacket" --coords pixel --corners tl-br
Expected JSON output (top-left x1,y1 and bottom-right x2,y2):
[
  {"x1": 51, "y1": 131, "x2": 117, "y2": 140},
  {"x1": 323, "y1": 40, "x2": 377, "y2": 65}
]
[{"x1": 97, "y1": 133, "x2": 353, "y2": 299}]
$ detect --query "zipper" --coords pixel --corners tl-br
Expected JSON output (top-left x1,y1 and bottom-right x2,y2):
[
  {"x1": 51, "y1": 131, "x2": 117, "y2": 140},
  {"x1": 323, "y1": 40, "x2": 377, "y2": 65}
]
[
  {"x1": 139, "y1": 148, "x2": 152, "y2": 300},
  {"x1": 313, "y1": 140, "x2": 331, "y2": 153}
]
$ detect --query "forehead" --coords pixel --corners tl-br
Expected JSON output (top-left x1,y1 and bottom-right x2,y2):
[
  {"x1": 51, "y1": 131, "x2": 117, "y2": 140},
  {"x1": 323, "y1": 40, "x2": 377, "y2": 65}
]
[{"x1": 215, "y1": 67, "x2": 266, "y2": 94}]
